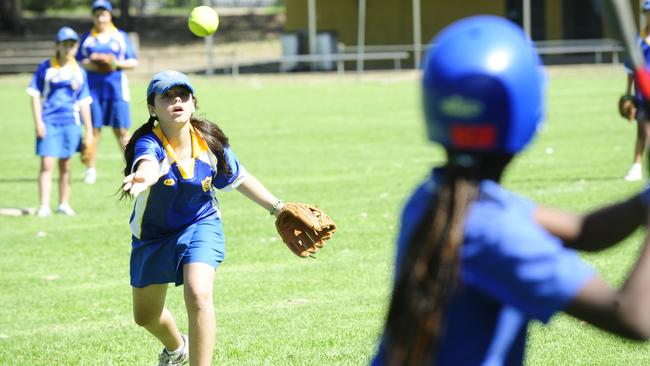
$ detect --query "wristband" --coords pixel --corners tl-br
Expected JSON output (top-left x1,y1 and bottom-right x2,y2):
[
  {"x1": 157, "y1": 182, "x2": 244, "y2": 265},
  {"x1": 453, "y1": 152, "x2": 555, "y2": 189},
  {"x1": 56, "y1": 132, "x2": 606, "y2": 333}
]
[{"x1": 270, "y1": 200, "x2": 285, "y2": 216}]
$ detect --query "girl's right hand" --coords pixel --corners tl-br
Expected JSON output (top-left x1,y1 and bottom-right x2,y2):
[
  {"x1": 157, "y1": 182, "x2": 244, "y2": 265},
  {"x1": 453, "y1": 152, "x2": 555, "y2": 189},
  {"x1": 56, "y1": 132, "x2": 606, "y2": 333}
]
[
  {"x1": 36, "y1": 122, "x2": 46, "y2": 139},
  {"x1": 122, "y1": 171, "x2": 154, "y2": 197}
]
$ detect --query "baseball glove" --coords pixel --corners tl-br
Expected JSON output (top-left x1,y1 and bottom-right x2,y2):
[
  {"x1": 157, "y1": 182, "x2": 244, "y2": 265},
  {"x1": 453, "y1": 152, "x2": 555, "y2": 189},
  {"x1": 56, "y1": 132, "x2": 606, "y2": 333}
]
[
  {"x1": 275, "y1": 202, "x2": 336, "y2": 258},
  {"x1": 618, "y1": 94, "x2": 637, "y2": 121},
  {"x1": 79, "y1": 139, "x2": 95, "y2": 165},
  {"x1": 90, "y1": 52, "x2": 117, "y2": 73}
]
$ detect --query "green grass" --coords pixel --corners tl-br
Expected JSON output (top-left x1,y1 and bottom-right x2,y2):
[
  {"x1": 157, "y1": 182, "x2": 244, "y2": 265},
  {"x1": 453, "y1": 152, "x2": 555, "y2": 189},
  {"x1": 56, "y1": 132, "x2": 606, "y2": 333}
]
[{"x1": 0, "y1": 66, "x2": 648, "y2": 365}]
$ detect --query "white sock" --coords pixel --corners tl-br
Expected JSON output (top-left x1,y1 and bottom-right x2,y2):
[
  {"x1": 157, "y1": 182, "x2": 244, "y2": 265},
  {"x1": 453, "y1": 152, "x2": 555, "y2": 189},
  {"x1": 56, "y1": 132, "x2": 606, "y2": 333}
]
[{"x1": 166, "y1": 340, "x2": 184, "y2": 355}]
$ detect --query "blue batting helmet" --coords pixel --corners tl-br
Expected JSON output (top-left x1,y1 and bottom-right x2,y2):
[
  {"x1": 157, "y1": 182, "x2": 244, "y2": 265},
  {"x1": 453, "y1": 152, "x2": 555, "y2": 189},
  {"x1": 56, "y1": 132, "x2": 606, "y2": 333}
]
[{"x1": 422, "y1": 15, "x2": 545, "y2": 154}]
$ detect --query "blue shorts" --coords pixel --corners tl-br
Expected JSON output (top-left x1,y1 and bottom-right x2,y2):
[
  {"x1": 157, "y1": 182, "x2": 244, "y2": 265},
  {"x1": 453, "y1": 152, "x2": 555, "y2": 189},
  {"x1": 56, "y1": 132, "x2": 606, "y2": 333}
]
[
  {"x1": 130, "y1": 219, "x2": 226, "y2": 288},
  {"x1": 36, "y1": 123, "x2": 82, "y2": 158},
  {"x1": 91, "y1": 99, "x2": 131, "y2": 129}
]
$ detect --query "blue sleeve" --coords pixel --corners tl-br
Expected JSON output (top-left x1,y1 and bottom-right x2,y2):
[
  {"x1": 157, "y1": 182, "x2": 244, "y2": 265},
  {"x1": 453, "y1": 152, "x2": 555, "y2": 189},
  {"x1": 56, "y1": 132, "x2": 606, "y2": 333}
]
[
  {"x1": 28, "y1": 63, "x2": 46, "y2": 94},
  {"x1": 122, "y1": 30, "x2": 137, "y2": 59},
  {"x1": 624, "y1": 57, "x2": 633, "y2": 74},
  {"x1": 212, "y1": 147, "x2": 246, "y2": 190},
  {"x1": 76, "y1": 33, "x2": 89, "y2": 61},
  {"x1": 77, "y1": 69, "x2": 91, "y2": 102},
  {"x1": 133, "y1": 134, "x2": 165, "y2": 170},
  {"x1": 461, "y1": 214, "x2": 595, "y2": 323}
]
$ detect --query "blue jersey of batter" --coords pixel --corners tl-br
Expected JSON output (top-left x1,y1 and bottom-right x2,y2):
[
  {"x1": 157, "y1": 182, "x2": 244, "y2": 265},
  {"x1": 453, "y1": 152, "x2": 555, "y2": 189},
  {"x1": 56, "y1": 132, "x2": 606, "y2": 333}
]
[
  {"x1": 76, "y1": 26, "x2": 136, "y2": 102},
  {"x1": 129, "y1": 125, "x2": 246, "y2": 241},
  {"x1": 372, "y1": 168, "x2": 595, "y2": 366},
  {"x1": 27, "y1": 57, "x2": 92, "y2": 125}
]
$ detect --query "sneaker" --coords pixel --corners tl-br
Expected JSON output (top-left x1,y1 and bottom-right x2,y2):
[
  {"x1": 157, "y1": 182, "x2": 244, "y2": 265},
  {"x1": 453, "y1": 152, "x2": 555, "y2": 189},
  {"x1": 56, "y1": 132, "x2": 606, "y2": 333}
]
[
  {"x1": 35, "y1": 206, "x2": 52, "y2": 218},
  {"x1": 56, "y1": 204, "x2": 76, "y2": 216},
  {"x1": 84, "y1": 168, "x2": 96, "y2": 185},
  {"x1": 624, "y1": 163, "x2": 643, "y2": 182},
  {"x1": 157, "y1": 335, "x2": 189, "y2": 366}
]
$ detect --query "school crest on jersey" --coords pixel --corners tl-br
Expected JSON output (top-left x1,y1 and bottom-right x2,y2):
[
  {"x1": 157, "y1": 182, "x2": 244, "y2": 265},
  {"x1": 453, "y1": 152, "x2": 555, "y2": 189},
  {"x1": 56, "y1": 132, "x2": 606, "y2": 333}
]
[{"x1": 201, "y1": 176, "x2": 212, "y2": 192}]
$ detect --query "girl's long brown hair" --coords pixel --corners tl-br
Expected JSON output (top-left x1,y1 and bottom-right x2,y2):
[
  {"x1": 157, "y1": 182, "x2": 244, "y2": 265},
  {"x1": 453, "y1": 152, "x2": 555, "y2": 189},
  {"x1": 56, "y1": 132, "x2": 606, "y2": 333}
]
[
  {"x1": 383, "y1": 152, "x2": 511, "y2": 365},
  {"x1": 120, "y1": 94, "x2": 231, "y2": 199}
]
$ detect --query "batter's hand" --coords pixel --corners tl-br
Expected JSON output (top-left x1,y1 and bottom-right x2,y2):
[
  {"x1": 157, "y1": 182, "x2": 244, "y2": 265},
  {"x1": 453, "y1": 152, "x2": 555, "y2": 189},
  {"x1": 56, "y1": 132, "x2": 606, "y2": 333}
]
[{"x1": 122, "y1": 171, "x2": 155, "y2": 197}]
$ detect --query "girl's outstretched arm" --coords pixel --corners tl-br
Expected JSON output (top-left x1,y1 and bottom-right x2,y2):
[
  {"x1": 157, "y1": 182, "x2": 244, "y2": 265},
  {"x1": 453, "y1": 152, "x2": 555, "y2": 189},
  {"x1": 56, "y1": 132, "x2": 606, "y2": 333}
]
[{"x1": 122, "y1": 160, "x2": 159, "y2": 197}]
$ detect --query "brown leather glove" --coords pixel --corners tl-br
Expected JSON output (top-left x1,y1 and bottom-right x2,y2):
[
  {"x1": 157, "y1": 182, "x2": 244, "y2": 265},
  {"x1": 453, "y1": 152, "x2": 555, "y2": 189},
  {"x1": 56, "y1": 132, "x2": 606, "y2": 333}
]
[
  {"x1": 618, "y1": 94, "x2": 637, "y2": 121},
  {"x1": 90, "y1": 52, "x2": 117, "y2": 73},
  {"x1": 275, "y1": 202, "x2": 336, "y2": 257}
]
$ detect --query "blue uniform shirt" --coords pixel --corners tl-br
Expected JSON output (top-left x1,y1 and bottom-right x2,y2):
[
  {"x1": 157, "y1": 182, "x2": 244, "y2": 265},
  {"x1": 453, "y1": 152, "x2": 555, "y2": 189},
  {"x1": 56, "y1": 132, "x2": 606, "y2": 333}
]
[
  {"x1": 27, "y1": 57, "x2": 92, "y2": 125},
  {"x1": 129, "y1": 125, "x2": 246, "y2": 241},
  {"x1": 624, "y1": 31, "x2": 650, "y2": 103},
  {"x1": 372, "y1": 168, "x2": 595, "y2": 366},
  {"x1": 76, "y1": 25, "x2": 137, "y2": 102}
]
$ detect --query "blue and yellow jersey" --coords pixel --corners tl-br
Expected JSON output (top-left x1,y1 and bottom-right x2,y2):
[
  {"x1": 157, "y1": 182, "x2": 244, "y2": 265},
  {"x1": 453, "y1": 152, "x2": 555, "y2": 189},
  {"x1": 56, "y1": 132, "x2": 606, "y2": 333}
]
[
  {"x1": 27, "y1": 57, "x2": 92, "y2": 125},
  {"x1": 129, "y1": 125, "x2": 246, "y2": 241},
  {"x1": 76, "y1": 25, "x2": 137, "y2": 102}
]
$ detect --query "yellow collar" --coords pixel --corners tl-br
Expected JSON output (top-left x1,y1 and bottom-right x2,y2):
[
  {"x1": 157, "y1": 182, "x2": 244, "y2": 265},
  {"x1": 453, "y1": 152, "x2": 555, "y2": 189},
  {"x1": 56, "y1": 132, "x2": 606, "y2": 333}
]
[
  {"x1": 152, "y1": 124, "x2": 209, "y2": 179},
  {"x1": 50, "y1": 56, "x2": 80, "y2": 71},
  {"x1": 91, "y1": 22, "x2": 118, "y2": 37}
]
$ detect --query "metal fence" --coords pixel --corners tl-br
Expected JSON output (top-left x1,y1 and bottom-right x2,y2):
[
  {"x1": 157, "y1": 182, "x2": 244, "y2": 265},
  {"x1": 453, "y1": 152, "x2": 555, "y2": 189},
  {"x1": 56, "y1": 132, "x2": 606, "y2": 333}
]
[{"x1": 210, "y1": 0, "x2": 278, "y2": 6}]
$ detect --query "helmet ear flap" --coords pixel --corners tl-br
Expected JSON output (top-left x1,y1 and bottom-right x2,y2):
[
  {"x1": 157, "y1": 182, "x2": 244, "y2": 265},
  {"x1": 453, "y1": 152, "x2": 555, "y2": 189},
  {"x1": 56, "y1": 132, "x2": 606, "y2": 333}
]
[{"x1": 422, "y1": 15, "x2": 545, "y2": 154}]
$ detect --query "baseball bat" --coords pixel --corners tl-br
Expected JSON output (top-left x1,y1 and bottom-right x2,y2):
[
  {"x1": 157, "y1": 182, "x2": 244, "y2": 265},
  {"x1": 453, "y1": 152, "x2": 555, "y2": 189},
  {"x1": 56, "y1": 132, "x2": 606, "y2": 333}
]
[
  {"x1": 0, "y1": 207, "x2": 35, "y2": 216},
  {"x1": 602, "y1": 0, "x2": 650, "y2": 99}
]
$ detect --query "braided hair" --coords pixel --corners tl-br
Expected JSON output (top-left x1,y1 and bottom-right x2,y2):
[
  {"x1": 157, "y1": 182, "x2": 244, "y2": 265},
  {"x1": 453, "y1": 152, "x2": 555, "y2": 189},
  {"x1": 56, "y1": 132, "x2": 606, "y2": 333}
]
[{"x1": 383, "y1": 152, "x2": 511, "y2": 365}]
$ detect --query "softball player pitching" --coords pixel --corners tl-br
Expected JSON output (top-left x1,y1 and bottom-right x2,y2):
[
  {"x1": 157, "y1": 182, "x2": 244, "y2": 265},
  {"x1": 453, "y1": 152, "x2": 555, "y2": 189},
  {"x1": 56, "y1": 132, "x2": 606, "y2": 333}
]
[
  {"x1": 76, "y1": 0, "x2": 137, "y2": 184},
  {"x1": 122, "y1": 70, "x2": 287, "y2": 366},
  {"x1": 27, "y1": 26, "x2": 93, "y2": 217},
  {"x1": 372, "y1": 15, "x2": 650, "y2": 366}
]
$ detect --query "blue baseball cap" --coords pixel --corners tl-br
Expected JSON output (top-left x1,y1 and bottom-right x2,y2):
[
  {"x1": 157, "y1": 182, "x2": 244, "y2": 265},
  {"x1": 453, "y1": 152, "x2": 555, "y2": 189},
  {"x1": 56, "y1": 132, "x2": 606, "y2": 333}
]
[
  {"x1": 644, "y1": 0, "x2": 650, "y2": 11},
  {"x1": 55, "y1": 26, "x2": 79, "y2": 43},
  {"x1": 147, "y1": 70, "x2": 195, "y2": 98},
  {"x1": 92, "y1": 0, "x2": 113, "y2": 12}
]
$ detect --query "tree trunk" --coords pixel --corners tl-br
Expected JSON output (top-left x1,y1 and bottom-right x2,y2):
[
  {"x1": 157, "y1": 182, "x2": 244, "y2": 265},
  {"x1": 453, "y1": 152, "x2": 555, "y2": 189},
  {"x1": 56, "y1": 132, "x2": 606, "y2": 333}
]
[
  {"x1": 120, "y1": 0, "x2": 133, "y2": 32},
  {"x1": 0, "y1": 0, "x2": 24, "y2": 34}
]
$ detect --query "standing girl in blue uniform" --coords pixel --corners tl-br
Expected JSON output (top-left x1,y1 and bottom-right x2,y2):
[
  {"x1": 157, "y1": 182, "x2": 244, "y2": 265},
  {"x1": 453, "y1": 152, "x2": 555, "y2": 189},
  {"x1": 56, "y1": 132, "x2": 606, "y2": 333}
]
[
  {"x1": 28, "y1": 27, "x2": 93, "y2": 217},
  {"x1": 622, "y1": 0, "x2": 650, "y2": 182},
  {"x1": 77, "y1": 0, "x2": 138, "y2": 184},
  {"x1": 373, "y1": 16, "x2": 650, "y2": 366},
  {"x1": 122, "y1": 70, "x2": 287, "y2": 366}
]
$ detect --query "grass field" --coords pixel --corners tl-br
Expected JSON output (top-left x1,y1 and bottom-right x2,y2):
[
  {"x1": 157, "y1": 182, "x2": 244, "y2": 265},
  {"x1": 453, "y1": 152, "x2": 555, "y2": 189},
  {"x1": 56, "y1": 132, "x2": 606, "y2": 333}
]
[{"x1": 0, "y1": 66, "x2": 649, "y2": 365}]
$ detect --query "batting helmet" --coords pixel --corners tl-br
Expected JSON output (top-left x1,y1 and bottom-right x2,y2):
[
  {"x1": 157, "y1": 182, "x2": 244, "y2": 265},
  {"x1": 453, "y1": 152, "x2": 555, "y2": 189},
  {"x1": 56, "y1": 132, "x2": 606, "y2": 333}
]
[{"x1": 422, "y1": 15, "x2": 545, "y2": 154}]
